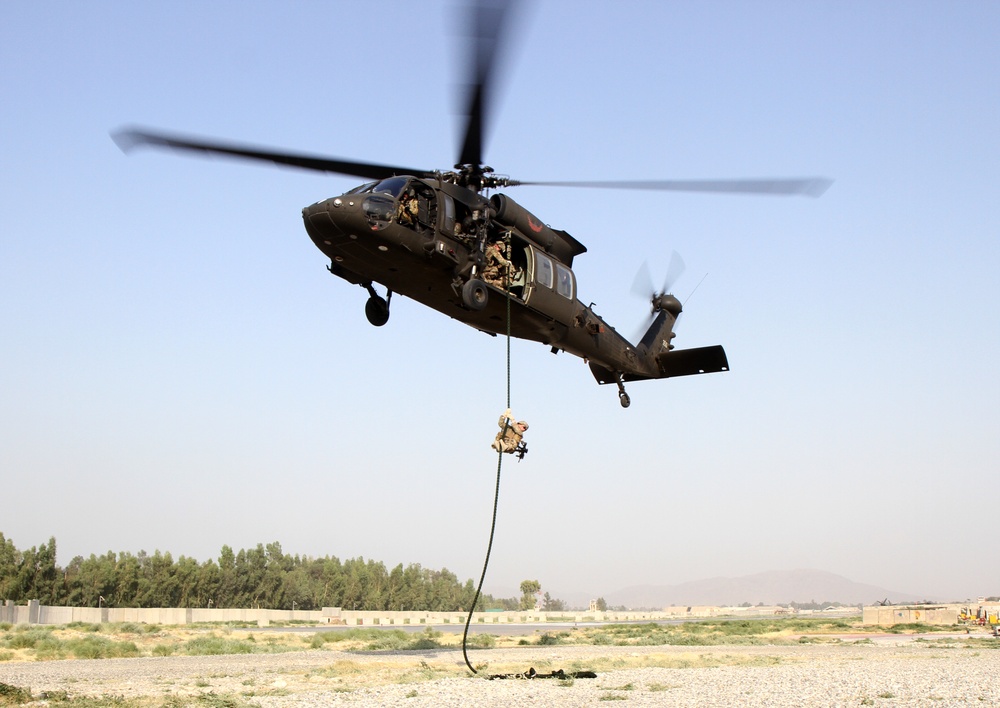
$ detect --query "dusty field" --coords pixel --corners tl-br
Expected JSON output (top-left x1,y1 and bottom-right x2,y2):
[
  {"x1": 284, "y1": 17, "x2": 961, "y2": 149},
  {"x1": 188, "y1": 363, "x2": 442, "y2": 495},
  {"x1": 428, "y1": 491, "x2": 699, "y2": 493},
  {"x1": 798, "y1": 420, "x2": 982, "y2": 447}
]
[{"x1": 1, "y1": 633, "x2": 999, "y2": 706}]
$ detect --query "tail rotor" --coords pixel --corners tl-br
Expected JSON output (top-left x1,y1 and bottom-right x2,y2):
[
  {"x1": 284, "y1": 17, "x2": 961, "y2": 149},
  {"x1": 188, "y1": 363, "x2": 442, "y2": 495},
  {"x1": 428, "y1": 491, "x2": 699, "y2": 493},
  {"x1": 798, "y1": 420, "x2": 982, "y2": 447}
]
[{"x1": 631, "y1": 250, "x2": 686, "y2": 330}]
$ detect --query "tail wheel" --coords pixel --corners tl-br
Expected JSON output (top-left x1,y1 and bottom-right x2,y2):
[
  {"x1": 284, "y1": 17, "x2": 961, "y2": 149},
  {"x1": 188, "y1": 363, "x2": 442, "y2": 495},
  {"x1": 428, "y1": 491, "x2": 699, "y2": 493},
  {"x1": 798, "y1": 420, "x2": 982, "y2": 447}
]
[
  {"x1": 462, "y1": 278, "x2": 489, "y2": 311},
  {"x1": 616, "y1": 375, "x2": 631, "y2": 408}
]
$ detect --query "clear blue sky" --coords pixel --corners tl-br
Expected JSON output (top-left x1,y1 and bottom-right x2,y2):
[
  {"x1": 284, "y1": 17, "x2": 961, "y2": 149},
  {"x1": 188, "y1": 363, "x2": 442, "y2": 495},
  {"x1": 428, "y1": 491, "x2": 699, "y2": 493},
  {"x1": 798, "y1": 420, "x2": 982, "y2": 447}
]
[{"x1": 2, "y1": 0, "x2": 997, "y2": 603}]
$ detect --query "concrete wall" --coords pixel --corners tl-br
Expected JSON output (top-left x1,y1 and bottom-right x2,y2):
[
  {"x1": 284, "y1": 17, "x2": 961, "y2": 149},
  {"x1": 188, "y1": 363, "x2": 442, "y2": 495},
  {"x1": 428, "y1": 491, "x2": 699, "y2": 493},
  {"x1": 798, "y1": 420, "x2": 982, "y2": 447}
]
[
  {"x1": 1, "y1": 601, "x2": 323, "y2": 626},
  {"x1": 322, "y1": 606, "x2": 798, "y2": 626},
  {"x1": 4, "y1": 601, "x2": 827, "y2": 627}
]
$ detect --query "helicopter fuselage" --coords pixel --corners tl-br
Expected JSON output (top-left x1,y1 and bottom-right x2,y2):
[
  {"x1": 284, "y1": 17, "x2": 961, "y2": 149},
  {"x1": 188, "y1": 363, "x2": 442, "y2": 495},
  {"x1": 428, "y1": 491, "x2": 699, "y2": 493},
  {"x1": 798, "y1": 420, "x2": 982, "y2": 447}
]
[{"x1": 302, "y1": 175, "x2": 728, "y2": 403}]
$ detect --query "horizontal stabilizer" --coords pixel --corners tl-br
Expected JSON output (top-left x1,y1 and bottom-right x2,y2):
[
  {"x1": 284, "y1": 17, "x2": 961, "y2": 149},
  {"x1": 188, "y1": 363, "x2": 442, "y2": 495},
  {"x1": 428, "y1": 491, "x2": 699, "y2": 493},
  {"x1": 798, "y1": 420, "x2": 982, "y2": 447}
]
[
  {"x1": 591, "y1": 345, "x2": 730, "y2": 385},
  {"x1": 654, "y1": 345, "x2": 729, "y2": 379}
]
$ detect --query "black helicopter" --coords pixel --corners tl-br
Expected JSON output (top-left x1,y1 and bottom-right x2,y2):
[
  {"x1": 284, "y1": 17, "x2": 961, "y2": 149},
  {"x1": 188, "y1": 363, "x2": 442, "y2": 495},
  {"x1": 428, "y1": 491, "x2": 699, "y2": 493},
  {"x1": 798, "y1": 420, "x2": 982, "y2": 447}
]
[{"x1": 112, "y1": 0, "x2": 830, "y2": 408}]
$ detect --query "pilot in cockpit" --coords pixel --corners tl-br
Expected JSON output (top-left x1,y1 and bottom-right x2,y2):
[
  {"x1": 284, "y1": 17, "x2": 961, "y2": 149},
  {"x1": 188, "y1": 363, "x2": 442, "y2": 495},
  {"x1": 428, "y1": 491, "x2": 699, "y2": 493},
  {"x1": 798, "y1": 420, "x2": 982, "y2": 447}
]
[{"x1": 397, "y1": 188, "x2": 419, "y2": 227}]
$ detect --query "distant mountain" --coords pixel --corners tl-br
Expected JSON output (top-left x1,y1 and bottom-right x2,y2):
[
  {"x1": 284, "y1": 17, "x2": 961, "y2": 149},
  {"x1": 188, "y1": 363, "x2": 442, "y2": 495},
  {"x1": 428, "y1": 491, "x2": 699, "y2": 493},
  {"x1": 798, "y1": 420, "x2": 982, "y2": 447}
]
[{"x1": 557, "y1": 570, "x2": 927, "y2": 609}]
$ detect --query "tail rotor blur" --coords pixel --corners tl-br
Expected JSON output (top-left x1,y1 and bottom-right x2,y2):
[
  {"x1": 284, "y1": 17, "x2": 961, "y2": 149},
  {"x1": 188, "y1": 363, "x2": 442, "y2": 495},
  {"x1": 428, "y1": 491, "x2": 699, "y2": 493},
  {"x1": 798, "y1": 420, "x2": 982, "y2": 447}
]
[{"x1": 631, "y1": 250, "x2": 686, "y2": 335}]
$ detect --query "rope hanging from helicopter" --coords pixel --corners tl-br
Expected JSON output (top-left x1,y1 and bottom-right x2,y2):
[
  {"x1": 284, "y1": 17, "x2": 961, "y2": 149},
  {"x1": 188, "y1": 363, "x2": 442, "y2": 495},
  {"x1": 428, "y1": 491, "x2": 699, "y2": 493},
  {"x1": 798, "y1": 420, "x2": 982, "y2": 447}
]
[
  {"x1": 459, "y1": 231, "x2": 595, "y2": 681},
  {"x1": 461, "y1": 229, "x2": 513, "y2": 677}
]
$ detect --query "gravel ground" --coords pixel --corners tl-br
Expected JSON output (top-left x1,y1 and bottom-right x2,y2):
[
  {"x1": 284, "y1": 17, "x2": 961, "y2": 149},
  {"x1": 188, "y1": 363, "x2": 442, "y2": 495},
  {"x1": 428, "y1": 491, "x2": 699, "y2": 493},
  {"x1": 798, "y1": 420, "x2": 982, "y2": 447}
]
[{"x1": 1, "y1": 640, "x2": 998, "y2": 706}]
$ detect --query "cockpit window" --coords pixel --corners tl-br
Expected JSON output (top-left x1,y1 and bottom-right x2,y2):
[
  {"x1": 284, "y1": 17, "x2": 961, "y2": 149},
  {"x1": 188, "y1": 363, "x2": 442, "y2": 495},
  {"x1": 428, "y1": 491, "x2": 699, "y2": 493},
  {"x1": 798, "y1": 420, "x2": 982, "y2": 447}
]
[
  {"x1": 371, "y1": 177, "x2": 408, "y2": 198},
  {"x1": 344, "y1": 181, "x2": 377, "y2": 195}
]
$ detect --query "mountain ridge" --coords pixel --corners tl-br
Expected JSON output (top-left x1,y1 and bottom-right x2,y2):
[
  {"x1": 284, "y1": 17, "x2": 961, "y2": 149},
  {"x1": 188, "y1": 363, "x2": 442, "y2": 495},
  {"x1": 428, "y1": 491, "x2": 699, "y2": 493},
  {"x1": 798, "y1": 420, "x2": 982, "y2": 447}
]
[{"x1": 543, "y1": 569, "x2": 929, "y2": 609}]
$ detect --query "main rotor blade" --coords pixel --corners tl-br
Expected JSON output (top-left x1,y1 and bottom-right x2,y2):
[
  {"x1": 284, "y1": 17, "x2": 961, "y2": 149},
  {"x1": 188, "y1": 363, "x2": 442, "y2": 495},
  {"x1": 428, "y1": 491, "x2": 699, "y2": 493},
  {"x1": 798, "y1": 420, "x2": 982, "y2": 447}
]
[
  {"x1": 512, "y1": 177, "x2": 834, "y2": 197},
  {"x1": 456, "y1": 0, "x2": 518, "y2": 168},
  {"x1": 111, "y1": 127, "x2": 429, "y2": 181}
]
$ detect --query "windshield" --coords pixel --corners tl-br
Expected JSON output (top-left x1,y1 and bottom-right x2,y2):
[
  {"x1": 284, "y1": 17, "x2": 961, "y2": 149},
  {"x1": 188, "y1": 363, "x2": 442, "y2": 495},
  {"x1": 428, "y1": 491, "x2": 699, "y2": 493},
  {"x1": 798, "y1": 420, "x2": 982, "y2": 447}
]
[
  {"x1": 344, "y1": 181, "x2": 377, "y2": 195},
  {"x1": 371, "y1": 177, "x2": 409, "y2": 198}
]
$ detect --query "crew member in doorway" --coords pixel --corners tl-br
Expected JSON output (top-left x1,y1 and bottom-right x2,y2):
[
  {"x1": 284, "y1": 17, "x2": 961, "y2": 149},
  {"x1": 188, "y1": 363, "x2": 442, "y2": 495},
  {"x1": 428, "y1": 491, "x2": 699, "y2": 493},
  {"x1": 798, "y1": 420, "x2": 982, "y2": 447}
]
[{"x1": 482, "y1": 239, "x2": 512, "y2": 288}]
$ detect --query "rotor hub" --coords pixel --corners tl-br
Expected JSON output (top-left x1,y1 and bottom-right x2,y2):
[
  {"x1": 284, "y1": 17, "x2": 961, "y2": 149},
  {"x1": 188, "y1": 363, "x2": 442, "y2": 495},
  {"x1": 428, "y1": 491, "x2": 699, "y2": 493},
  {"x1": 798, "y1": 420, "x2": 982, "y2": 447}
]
[{"x1": 652, "y1": 293, "x2": 682, "y2": 318}]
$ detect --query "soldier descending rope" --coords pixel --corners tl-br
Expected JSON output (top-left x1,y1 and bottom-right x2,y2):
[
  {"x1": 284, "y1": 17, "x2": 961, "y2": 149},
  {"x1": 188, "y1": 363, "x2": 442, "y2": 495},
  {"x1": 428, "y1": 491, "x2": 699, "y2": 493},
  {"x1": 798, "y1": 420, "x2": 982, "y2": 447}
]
[{"x1": 491, "y1": 408, "x2": 528, "y2": 459}]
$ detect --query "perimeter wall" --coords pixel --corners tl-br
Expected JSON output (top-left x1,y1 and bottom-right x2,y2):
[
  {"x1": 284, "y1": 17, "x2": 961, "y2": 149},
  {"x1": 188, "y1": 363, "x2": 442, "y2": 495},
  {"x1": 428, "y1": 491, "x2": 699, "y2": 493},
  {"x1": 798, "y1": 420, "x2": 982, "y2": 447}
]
[{"x1": 1, "y1": 600, "x2": 801, "y2": 627}]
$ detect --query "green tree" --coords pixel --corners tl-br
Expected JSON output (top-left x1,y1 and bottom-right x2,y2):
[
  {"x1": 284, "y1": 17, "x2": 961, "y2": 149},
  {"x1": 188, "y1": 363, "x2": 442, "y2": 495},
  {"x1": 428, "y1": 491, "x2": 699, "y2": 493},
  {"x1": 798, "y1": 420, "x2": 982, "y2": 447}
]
[
  {"x1": 341, "y1": 558, "x2": 365, "y2": 610},
  {"x1": 216, "y1": 545, "x2": 238, "y2": 607},
  {"x1": 542, "y1": 591, "x2": 565, "y2": 612},
  {"x1": 519, "y1": 579, "x2": 540, "y2": 610},
  {"x1": 115, "y1": 552, "x2": 141, "y2": 606},
  {"x1": 0, "y1": 535, "x2": 493, "y2": 613},
  {"x1": 199, "y1": 558, "x2": 221, "y2": 608},
  {"x1": 138, "y1": 551, "x2": 177, "y2": 606},
  {"x1": 76, "y1": 552, "x2": 117, "y2": 606},
  {"x1": 0, "y1": 533, "x2": 19, "y2": 600},
  {"x1": 12, "y1": 537, "x2": 60, "y2": 604},
  {"x1": 61, "y1": 555, "x2": 85, "y2": 605},
  {"x1": 175, "y1": 556, "x2": 201, "y2": 606},
  {"x1": 317, "y1": 556, "x2": 345, "y2": 608},
  {"x1": 281, "y1": 565, "x2": 313, "y2": 610}
]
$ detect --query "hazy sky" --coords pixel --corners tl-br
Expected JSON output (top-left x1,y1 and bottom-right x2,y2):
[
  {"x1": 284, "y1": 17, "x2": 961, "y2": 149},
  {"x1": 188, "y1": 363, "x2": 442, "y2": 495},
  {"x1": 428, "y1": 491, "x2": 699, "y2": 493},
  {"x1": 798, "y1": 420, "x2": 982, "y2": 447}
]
[{"x1": 2, "y1": 1, "x2": 997, "y2": 603}]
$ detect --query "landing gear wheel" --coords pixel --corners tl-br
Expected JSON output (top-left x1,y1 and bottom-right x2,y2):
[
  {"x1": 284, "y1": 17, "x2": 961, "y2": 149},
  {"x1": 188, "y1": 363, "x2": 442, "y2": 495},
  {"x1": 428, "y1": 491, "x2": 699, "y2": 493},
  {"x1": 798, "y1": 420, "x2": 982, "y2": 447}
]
[
  {"x1": 462, "y1": 278, "x2": 489, "y2": 311},
  {"x1": 615, "y1": 375, "x2": 630, "y2": 408},
  {"x1": 365, "y1": 296, "x2": 390, "y2": 327}
]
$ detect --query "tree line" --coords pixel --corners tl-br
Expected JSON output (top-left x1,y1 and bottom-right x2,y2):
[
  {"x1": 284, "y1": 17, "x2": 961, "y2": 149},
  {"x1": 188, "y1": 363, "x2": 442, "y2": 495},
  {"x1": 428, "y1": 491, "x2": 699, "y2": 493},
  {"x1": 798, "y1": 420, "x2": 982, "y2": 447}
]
[{"x1": 0, "y1": 534, "x2": 522, "y2": 612}]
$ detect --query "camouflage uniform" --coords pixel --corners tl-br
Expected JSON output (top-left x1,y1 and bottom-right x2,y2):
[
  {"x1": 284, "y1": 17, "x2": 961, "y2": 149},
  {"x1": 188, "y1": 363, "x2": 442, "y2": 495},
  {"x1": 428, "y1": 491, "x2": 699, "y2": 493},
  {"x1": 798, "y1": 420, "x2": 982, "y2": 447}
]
[
  {"x1": 491, "y1": 408, "x2": 528, "y2": 454},
  {"x1": 482, "y1": 240, "x2": 512, "y2": 287},
  {"x1": 397, "y1": 193, "x2": 419, "y2": 226}
]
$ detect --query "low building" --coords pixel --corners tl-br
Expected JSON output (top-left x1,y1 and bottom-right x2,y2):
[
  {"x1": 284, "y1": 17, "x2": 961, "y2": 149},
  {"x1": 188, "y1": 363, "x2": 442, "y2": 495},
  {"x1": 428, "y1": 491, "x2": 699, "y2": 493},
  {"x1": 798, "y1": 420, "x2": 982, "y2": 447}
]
[{"x1": 862, "y1": 604, "x2": 961, "y2": 626}]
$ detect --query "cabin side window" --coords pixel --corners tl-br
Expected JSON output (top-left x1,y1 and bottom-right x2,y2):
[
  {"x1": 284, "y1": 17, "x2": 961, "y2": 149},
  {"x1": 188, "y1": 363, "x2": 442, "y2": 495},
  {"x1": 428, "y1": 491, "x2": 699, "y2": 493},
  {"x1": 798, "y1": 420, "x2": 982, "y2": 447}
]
[
  {"x1": 442, "y1": 194, "x2": 456, "y2": 234},
  {"x1": 535, "y1": 253, "x2": 553, "y2": 289},
  {"x1": 555, "y1": 263, "x2": 574, "y2": 299}
]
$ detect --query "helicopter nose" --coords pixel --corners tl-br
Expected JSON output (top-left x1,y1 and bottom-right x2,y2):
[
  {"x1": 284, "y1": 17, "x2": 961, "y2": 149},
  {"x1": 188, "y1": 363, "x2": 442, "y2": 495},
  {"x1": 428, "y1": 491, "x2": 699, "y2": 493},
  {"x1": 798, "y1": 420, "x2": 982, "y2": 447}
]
[
  {"x1": 302, "y1": 196, "x2": 354, "y2": 241},
  {"x1": 303, "y1": 197, "x2": 339, "y2": 225}
]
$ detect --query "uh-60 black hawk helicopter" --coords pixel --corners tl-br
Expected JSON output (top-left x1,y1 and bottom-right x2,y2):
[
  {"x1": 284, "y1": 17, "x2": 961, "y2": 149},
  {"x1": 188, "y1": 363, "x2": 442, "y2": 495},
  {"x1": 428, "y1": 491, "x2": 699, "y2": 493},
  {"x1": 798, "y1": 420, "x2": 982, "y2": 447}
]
[{"x1": 112, "y1": 1, "x2": 830, "y2": 409}]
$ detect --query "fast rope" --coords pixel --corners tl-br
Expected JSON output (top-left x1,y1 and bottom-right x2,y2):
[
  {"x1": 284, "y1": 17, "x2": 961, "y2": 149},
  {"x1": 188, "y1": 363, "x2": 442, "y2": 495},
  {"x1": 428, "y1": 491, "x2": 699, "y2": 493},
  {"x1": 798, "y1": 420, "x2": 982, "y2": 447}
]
[
  {"x1": 461, "y1": 235, "x2": 513, "y2": 676},
  {"x1": 459, "y1": 236, "x2": 595, "y2": 681}
]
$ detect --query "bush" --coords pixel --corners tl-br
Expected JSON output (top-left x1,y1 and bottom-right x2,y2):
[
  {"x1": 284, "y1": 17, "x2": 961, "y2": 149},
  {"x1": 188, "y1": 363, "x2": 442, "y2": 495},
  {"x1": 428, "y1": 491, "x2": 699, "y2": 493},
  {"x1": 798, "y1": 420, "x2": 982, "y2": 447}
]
[
  {"x1": 0, "y1": 682, "x2": 32, "y2": 704},
  {"x1": 65, "y1": 636, "x2": 140, "y2": 660},
  {"x1": 465, "y1": 633, "x2": 496, "y2": 649},
  {"x1": 5, "y1": 629, "x2": 53, "y2": 650},
  {"x1": 31, "y1": 636, "x2": 66, "y2": 660},
  {"x1": 185, "y1": 635, "x2": 257, "y2": 656},
  {"x1": 405, "y1": 628, "x2": 444, "y2": 650},
  {"x1": 309, "y1": 628, "x2": 414, "y2": 651},
  {"x1": 363, "y1": 630, "x2": 412, "y2": 651}
]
